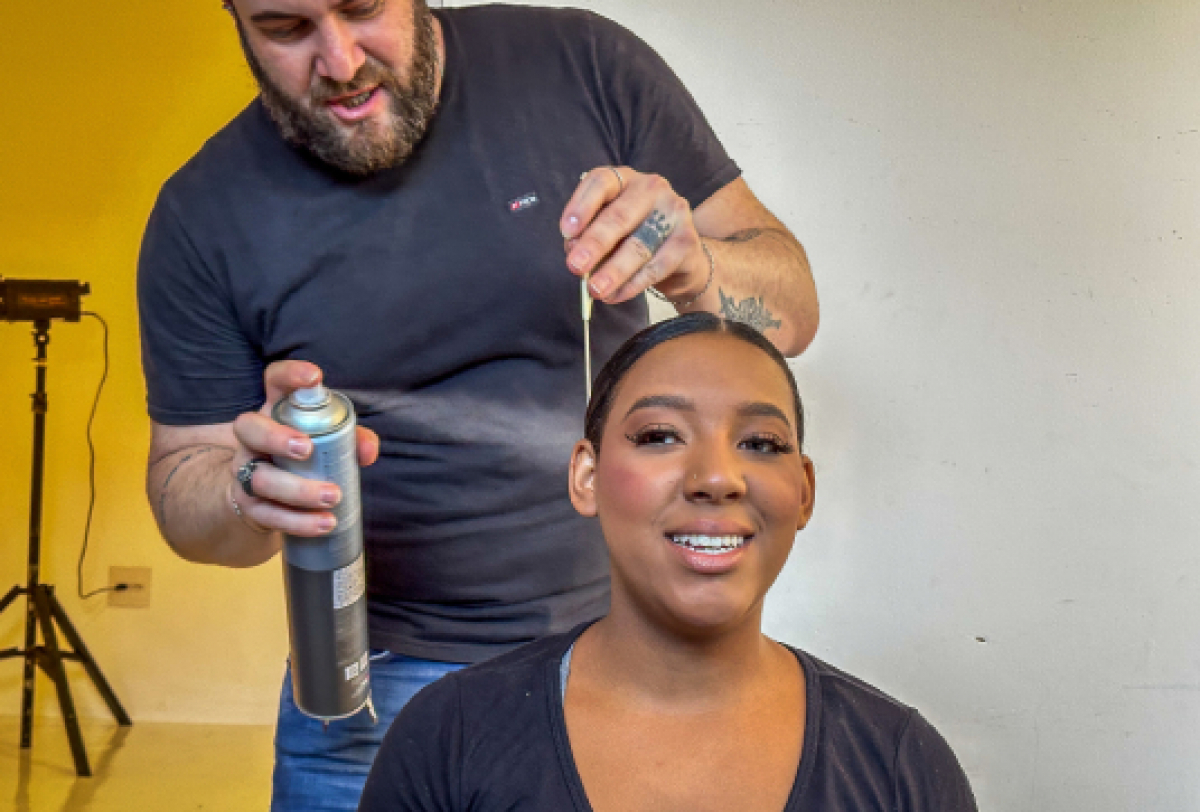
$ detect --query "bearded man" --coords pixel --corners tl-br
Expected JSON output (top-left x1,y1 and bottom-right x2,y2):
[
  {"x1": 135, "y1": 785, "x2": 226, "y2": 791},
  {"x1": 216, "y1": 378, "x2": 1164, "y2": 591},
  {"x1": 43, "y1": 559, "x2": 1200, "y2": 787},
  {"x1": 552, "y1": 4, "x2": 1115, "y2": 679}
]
[{"x1": 137, "y1": 1, "x2": 818, "y2": 809}]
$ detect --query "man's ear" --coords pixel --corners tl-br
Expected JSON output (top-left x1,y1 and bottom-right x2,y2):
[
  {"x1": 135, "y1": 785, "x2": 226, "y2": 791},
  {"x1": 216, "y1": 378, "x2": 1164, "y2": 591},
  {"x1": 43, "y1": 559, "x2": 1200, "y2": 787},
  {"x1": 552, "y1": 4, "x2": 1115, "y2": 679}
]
[
  {"x1": 795, "y1": 455, "x2": 816, "y2": 532},
  {"x1": 568, "y1": 439, "x2": 598, "y2": 518}
]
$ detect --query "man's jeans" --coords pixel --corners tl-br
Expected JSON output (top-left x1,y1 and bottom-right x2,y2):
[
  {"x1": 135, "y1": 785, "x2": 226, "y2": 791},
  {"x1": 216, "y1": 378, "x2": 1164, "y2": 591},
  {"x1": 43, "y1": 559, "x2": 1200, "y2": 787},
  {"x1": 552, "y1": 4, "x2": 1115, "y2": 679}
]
[{"x1": 271, "y1": 652, "x2": 465, "y2": 812}]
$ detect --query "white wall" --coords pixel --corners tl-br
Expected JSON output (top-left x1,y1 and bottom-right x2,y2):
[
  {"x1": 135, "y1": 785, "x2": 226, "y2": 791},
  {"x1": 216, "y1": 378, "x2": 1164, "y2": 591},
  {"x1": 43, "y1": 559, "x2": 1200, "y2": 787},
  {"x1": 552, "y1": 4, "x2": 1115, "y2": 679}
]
[
  {"x1": 1, "y1": 2, "x2": 1192, "y2": 808},
  {"x1": 459, "y1": 1, "x2": 1200, "y2": 810}
]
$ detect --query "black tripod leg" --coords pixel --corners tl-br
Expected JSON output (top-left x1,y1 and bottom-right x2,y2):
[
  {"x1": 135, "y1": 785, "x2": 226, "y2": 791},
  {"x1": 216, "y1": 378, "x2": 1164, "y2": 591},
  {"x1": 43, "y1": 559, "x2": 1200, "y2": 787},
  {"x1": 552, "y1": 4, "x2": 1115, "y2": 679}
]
[
  {"x1": 45, "y1": 587, "x2": 132, "y2": 726},
  {"x1": 0, "y1": 585, "x2": 19, "y2": 613},
  {"x1": 20, "y1": 587, "x2": 38, "y2": 750},
  {"x1": 32, "y1": 587, "x2": 91, "y2": 777}
]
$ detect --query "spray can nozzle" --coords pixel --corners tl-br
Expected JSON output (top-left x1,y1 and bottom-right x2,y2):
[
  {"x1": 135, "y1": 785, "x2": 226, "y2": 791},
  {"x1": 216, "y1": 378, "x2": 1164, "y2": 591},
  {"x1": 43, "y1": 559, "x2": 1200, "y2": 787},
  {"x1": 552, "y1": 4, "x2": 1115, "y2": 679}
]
[{"x1": 292, "y1": 384, "x2": 331, "y2": 409}]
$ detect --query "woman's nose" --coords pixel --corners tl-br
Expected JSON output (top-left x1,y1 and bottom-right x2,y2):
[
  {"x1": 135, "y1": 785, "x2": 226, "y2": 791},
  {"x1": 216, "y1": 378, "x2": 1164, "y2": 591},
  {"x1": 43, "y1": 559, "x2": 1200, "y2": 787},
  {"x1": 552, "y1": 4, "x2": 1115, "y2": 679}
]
[
  {"x1": 683, "y1": 442, "x2": 747, "y2": 503},
  {"x1": 315, "y1": 19, "x2": 366, "y2": 84}
]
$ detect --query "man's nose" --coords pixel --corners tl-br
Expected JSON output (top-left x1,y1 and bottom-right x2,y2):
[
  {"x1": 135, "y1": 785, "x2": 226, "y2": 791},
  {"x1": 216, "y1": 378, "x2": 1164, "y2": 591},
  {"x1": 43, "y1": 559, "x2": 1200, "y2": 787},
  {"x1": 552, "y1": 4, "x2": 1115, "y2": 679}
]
[
  {"x1": 683, "y1": 442, "x2": 747, "y2": 504},
  {"x1": 315, "y1": 19, "x2": 366, "y2": 84}
]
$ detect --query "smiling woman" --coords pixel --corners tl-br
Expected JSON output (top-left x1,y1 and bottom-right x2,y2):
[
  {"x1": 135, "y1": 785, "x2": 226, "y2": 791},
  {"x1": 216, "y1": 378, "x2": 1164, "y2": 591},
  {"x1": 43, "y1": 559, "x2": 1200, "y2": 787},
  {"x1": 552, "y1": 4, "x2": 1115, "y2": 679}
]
[
  {"x1": 571, "y1": 315, "x2": 812, "y2": 650},
  {"x1": 358, "y1": 314, "x2": 978, "y2": 812}
]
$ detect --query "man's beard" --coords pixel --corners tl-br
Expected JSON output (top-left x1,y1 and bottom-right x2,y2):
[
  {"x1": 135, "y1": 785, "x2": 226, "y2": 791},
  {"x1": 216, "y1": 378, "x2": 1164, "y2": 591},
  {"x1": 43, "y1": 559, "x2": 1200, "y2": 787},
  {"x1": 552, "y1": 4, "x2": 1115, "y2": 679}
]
[{"x1": 238, "y1": 2, "x2": 440, "y2": 175}]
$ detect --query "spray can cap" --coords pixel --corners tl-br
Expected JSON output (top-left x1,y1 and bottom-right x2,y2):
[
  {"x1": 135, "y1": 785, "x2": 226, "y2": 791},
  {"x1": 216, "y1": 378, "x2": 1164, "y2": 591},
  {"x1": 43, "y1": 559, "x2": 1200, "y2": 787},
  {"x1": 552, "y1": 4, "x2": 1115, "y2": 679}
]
[{"x1": 291, "y1": 384, "x2": 330, "y2": 409}]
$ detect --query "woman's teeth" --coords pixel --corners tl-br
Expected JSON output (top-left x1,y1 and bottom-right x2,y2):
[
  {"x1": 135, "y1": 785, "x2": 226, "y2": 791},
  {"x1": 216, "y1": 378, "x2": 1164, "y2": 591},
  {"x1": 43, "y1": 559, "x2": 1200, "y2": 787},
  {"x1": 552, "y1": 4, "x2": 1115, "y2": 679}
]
[{"x1": 670, "y1": 534, "x2": 748, "y2": 555}]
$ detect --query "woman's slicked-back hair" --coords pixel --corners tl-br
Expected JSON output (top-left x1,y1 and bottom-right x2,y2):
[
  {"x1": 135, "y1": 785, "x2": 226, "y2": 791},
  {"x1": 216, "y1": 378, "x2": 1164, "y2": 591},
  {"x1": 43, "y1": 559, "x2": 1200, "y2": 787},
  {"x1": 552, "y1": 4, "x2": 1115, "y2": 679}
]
[{"x1": 584, "y1": 313, "x2": 804, "y2": 451}]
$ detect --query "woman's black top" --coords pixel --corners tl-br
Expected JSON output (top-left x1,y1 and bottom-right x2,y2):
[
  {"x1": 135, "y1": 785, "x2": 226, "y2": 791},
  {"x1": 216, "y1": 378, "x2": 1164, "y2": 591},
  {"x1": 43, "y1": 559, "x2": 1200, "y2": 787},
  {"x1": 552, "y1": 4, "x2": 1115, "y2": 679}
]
[{"x1": 358, "y1": 623, "x2": 977, "y2": 812}]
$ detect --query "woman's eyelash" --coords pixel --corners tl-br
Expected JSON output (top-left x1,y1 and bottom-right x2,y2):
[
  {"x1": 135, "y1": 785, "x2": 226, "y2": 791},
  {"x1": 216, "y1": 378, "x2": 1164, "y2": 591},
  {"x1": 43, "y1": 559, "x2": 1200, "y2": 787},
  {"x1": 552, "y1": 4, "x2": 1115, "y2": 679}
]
[
  {"x1": 625, "y1": 425, "x2": 682, "y2": 446},
  {"x1": 741, "y1": 433, "x2": 796, "y2": 454},
  {"x1": 623, "y1": 428, "x2": 794, "y2": 454}
]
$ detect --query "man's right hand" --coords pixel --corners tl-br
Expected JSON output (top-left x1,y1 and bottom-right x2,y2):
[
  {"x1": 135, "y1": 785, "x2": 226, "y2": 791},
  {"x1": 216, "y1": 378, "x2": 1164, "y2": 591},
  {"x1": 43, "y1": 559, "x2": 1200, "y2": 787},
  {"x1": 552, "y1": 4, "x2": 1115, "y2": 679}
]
[
  {"x1": 145, "y1": 360, "x2": 379, "y2": 568},
  {"x1": 230, "y1": 360, "x2": 380, "y2": 538}
]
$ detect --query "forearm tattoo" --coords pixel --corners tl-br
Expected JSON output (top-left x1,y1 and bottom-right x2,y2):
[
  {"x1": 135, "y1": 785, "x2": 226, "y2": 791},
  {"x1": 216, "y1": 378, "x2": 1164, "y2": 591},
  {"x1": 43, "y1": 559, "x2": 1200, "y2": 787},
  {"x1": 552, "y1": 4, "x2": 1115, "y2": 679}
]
[
  {"x1": 156, "y1": 445, "x2": 232, "y2": 524},
  {"x1": 719, "y1": 288, "x2": 782, "y2": 333},
  {"x1": 722, "y1": 227, "x2": 808, "y2": 265},
  {"x1": 723, "y1": 228, "x2": 768, "y2": 244},
  {"x1": 713, "y1": 227, "x2": 796, "y2": 332}
]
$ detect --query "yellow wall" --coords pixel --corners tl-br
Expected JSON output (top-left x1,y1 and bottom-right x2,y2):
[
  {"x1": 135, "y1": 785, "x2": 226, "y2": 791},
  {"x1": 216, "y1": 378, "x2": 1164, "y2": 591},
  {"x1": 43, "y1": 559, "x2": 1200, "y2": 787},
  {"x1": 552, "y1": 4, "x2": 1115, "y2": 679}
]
[{"x1": 0, "y1": 4, "x2": 288, "y2": 724}]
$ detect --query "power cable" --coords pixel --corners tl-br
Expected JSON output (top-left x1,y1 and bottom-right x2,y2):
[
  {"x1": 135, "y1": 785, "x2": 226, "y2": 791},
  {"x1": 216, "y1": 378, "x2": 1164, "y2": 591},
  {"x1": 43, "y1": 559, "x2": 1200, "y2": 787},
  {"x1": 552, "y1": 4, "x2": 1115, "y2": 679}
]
[{"x1": 75, "y1": 311, "x2": 133, "y2": 600}]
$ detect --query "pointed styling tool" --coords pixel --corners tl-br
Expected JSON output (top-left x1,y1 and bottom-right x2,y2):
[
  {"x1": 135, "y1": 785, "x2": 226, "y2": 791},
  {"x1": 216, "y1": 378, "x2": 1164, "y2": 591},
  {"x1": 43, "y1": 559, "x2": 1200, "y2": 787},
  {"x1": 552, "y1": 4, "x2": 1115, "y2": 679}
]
[{"x1": 582, "y1": 274, "x2": 594, "y2": 402}]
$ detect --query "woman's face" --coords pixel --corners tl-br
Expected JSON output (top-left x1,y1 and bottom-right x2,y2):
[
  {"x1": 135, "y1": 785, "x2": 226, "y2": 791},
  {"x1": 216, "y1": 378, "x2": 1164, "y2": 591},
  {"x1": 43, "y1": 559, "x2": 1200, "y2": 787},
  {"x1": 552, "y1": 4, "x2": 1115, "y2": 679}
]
[{"x1": 570, "y1": 332, "x2": 816, "y2": 637}]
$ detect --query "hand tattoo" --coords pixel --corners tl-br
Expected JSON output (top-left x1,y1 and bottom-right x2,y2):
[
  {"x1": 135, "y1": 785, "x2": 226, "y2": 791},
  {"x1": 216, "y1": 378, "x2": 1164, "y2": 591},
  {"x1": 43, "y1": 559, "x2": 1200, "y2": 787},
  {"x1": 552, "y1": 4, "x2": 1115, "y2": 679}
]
[
  {"x1": 633, "y1": 209, "x2": 673, "y2": 256},
  {"x1": 719, "y1": 288, "x2": 782, "y2": 333}
]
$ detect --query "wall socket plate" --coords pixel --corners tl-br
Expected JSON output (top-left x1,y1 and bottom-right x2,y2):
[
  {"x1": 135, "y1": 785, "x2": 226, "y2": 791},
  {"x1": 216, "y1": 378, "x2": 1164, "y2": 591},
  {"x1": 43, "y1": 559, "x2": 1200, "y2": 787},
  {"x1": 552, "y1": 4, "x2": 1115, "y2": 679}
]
[{"x1": 108, "y1": 566, "x2": 152, "y2": 608}]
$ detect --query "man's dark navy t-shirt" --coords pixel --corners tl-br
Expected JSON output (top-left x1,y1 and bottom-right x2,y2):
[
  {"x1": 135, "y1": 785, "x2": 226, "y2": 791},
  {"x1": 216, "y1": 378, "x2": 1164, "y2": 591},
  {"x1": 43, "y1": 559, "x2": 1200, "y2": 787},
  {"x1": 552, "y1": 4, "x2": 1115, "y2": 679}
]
[
  {"x1": 357, "y1": 625, "x2": 979, "y2": 812},
  {"x1": 137, "y1": 5, "x2": 740, "y2": 662}
]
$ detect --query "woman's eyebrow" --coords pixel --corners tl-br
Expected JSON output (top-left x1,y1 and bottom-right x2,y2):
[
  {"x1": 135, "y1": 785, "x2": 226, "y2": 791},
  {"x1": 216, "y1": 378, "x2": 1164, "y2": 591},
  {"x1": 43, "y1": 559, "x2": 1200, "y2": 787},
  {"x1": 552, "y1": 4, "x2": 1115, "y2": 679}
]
[
  {"x1": 737, "y1": 402, "x2": 792, "y2": 427},
  {"x1": 624, "y1": 394, "x2": 694, "y2": 417}
]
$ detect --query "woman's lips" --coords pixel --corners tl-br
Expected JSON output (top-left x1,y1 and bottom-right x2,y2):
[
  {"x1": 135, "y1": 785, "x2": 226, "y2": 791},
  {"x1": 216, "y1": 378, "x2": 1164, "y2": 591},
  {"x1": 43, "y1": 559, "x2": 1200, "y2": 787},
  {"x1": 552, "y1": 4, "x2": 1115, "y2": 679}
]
[{"x1": 665, "y1": 532, "x2": 753, "y2": 574}]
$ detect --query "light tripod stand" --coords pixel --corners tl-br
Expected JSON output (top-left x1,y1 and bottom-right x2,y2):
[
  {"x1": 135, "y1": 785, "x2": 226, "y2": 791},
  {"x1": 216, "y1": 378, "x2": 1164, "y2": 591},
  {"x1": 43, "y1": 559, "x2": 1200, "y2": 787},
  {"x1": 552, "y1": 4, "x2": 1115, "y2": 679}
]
[{"x1": 0, "y1": 317, "x2": 131, "y2": 776}]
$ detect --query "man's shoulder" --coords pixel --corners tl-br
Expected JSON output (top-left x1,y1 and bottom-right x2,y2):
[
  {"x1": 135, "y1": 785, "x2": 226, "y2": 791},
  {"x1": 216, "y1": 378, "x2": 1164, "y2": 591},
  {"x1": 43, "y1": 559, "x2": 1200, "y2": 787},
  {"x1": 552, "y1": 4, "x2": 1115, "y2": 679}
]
[
  {"x1": 440, "y1": 3, "x2": 637, "y2": 52},
  {"x1": 442, "y1": 3, "x2": 598, "y2": 32},
  {"x1": 158, "y1": 100, "x2": 280, "y2": 206}
]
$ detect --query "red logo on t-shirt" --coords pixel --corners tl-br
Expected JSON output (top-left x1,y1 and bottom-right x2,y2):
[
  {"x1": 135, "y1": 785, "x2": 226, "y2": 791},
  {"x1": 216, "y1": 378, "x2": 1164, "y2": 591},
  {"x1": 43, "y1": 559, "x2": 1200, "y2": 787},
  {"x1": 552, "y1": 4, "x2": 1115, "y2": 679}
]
[{"x1": 508, "y1": 193, "x2": 539, "y2": 213}]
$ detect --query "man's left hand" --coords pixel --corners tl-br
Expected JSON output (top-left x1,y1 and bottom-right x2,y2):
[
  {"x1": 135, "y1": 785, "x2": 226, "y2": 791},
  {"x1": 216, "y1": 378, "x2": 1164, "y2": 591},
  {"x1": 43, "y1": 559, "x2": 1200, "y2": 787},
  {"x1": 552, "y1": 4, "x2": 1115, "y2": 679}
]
[{"x1": 560, "y1": 166, "x2": 709, "y2": 306}]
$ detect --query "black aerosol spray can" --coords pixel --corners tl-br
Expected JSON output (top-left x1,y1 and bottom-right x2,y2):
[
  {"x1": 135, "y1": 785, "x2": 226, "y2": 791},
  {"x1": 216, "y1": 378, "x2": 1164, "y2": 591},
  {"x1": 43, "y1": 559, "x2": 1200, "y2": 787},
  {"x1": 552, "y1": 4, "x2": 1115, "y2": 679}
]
[{"x1": 273, "y1": 384, "x2": 374, "y2": 722}]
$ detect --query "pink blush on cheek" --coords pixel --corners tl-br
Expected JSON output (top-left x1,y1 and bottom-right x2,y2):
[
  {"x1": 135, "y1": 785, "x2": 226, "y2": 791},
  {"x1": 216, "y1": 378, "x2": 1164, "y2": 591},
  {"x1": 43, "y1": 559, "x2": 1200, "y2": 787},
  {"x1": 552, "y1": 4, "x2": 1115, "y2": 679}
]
[{"x1": 595, "y1": 457, "x2": 678, "y2": 520}]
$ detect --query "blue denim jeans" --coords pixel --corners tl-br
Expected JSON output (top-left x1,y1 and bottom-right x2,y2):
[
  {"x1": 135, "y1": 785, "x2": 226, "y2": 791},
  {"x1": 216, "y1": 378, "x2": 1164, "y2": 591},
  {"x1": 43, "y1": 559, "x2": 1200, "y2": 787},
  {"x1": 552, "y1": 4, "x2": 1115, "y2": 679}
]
[{"x1": 271, "y1": 651, "x2": 465, "y2": 812}]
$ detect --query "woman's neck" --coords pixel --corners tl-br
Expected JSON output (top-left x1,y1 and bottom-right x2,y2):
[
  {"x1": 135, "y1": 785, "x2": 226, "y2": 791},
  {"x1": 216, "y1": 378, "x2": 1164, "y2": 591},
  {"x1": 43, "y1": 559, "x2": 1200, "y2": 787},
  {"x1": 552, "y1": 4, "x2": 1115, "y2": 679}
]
[{"x1": 575, "y1": 604, "x2": 786, "y2": 710}]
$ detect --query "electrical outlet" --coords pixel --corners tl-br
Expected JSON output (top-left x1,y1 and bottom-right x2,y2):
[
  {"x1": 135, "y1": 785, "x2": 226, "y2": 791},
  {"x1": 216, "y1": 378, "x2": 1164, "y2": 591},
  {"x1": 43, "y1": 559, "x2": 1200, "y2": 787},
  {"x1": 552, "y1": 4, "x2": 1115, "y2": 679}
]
[{"x1": 108, "y1": 566, "x2": 152, "y2": 608}]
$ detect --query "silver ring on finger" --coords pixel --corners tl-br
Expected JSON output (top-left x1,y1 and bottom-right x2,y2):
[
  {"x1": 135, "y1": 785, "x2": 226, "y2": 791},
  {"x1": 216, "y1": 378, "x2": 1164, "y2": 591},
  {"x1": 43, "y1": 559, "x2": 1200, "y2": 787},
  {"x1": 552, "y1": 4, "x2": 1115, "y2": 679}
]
[
  {"x1": 632, "y1": 210, "x2": 673, "y2": 258},
  {"x1": 236, "y1": 457, "x2": 270, "y2": 499},
  {"x1": 608, "y1": 166, "x2": 625, "y2": 194},
  {"x1": 227, "y1": 482, "x2": 271, "y2": 535}
]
